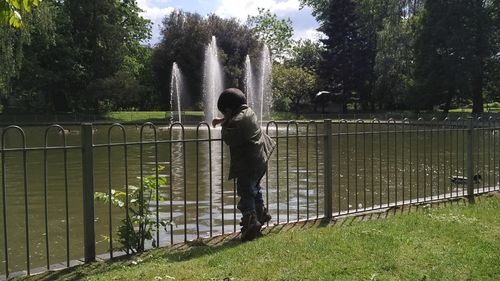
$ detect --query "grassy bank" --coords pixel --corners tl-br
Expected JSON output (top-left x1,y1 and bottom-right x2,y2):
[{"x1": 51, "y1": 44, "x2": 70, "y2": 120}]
[
  {"x1": 17, "y1": 194, "x2": 500, "y2": 281},
  {"x1": 448, "y1": 102, "x2": 500, "y2": 113},
  {"x1": 106, "y1": 111, "x2": 204, "y2": 122}
]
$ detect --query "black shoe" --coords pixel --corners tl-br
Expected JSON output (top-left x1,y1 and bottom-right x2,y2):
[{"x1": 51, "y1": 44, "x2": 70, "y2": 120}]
[
  {"x1": 256, "y1": 204, "x2": 271, "y2": 225},
  {"x1": 240, "y1": 211, "x2": 262, "y2": 242}
]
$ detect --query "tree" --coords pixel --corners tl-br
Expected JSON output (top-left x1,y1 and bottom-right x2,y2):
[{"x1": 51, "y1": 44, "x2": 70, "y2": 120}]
[
  {"x1": 372, "y1": 0, "x2": 420, "y2": 110},
  {"x1": 4, "y1": 0, "x2": 152, "y2": 113},
  {"x1": 1, "y1": 0, "x2": 41, "y2": 27},
  {"x1": 318, "y1": 0, "x2": 374, "y2": 111},
  {"x1": 286, "y1": 39, "x2": 323, "y2": 73},
  {"x1": 206, "y1": 14, "x2": 261, "y2": 89},
  {"x1": 483, "y1": 0, "x2": 500, "y2": 105},
  {"x1": 414, "y1": 0, "x2": 493, "y2": 114},
  {"x1": 0, "y1": 0, "x2": 55, "y2": 112},
  {"x1": 61, "y1": 0, "x2": 151, "y2": 112},
  {"x1": 153, "y1": 11, "x2": 260, "y2": 110},
  {"x1": 272, "y1": 64, "x2": 316, "y2": 115},
  {"x1": 299, "y1": 0, "x2": 329, "y2": 22},
  {"x1": 247, "y1": 8, "x2": 294, "y2": 62}
]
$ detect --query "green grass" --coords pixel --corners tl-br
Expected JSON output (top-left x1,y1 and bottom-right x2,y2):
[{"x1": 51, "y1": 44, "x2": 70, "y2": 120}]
[
  {"x1": 449, "y1": 103, "x2": 500, "y2": 113},
  {"x1": 17, "y1": 194, "x2": 500, "y2": 281},
  {"x1": 105, "y1": 111, "x2": 204, "y2": 122}
]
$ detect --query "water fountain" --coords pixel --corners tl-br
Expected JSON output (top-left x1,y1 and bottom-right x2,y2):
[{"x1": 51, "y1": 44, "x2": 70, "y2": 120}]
[
  {"x1": 170, "y1": 62, "x2": 184, "y2": 123},
  {"x1": 176, "y1": 37, "x2": 272, "y2": 124},
  {"x1": 244, "y1": 55, "x2": 255, "y2": 109},
  {"x1": 203, "y1": 36, "x2": 225, "y2": 123},
  {"x1": 243, "y1": 45, "x2": 272, "y2": 124},
  {"x1": 258, "y1": 45, "x2": 273, "y2": 123}
]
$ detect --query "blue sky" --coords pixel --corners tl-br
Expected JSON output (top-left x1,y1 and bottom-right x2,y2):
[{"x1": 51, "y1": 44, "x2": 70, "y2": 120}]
[{"x1": 136, "y1": 0, "x2": 321, "y2": 44}]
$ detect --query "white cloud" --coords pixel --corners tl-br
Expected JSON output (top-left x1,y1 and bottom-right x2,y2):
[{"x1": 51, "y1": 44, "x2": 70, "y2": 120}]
[
  {"x1": 215, "y1": 0, "x2": 301, "y2": 21},
  {"x1": 136, "y1": 0, "x2": 319, "y2": 43},
  {"x1": 294, "y1": 28, "x2": 325, "y2": 42},
  {"x1": 137, "y1": 0, "x2": 176, "y2": 44},
  {"x1": 137, "y1": 0, "x2": 175, "y2": 22}
]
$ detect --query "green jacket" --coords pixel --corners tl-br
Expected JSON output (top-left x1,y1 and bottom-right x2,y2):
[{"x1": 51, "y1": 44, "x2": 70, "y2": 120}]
[{"x1": 222, "y1": 105, "x2": 276, "y2": 179}]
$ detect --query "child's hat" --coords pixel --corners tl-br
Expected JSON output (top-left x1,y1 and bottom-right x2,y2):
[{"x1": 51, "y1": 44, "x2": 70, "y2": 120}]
[{"x1": 217, "y1": 88, "x2": 247, "y2": 113}]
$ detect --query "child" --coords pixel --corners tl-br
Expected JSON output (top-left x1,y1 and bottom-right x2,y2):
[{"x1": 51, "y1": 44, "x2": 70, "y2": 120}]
[{"x1": 212, "y1": 88, "x2": 275, "y2": 241}]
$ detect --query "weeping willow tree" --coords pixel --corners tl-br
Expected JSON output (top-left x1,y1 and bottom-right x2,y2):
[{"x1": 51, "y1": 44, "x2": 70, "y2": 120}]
[{"x1": 0, "y1": 0, "x2": 54, "y2": 111}]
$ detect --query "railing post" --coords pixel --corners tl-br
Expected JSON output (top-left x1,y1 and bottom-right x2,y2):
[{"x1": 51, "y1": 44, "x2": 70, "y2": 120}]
[
  {"x1": 323, "y1": 119, "x2": 333, "y2": 218},
  {"x1": 466, "y1": 118, "x2": 475, "y2": 203},
  {"x1": 81, "y1": 123, "x2": 96, "y2": 262}
]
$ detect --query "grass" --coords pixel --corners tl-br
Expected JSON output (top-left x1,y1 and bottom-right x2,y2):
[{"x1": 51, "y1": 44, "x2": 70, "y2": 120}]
[
  {"x1": 449, "y1": 103, "x2": 500, "y2": 113},
  {"x1": 17, "y1": 193, "x2": 500, "y2": 281},
  {"x1": 105, "y1": 111, "x2": 205, "y2": 122}
]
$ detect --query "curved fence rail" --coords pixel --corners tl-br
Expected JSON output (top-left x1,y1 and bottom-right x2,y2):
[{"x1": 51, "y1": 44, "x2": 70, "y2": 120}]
[{"x1": 0, "y1": 117, "x2": 499, "y2": 279}]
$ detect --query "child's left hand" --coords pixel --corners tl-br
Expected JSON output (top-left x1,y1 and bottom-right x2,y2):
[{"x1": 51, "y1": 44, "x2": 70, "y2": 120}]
[{"x1": 212, "y1": 117, "x2": 225, "y2": 128}]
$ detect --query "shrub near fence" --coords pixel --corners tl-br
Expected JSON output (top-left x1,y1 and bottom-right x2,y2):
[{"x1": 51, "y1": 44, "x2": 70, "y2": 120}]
[{"x1": 0, "y1": 117, "x2": 499, "y2": 279}]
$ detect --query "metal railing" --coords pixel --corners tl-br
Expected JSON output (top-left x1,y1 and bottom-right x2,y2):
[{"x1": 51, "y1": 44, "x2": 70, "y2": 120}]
[{"x1": 0, "y1": 117, "x2": 499, "y2": 278}]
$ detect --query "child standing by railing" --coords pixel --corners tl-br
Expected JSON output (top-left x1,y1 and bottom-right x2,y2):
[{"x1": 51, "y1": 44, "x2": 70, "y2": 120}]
[{"x1": 212, "y1": 88, "x2": 275, "y2": 241}]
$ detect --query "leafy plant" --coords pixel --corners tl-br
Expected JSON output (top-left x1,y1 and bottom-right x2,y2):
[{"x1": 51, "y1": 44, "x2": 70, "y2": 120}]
[
  {"x1": 0, "y1": 0, "x2": 41, "y2": 28},
  {"x1": 95, "y1": 166, "x2": 172, "y2": 253}
]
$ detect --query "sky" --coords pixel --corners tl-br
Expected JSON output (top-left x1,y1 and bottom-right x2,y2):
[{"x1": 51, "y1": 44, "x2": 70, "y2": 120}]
[{"x1": 136, "y1": 0, "x2": 321, "y2": 45}]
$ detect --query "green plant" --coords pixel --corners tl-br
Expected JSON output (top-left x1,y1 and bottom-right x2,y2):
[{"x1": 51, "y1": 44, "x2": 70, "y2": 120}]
[{"x1": 95, "y1": 166, "x2": 171, "y2": 253}]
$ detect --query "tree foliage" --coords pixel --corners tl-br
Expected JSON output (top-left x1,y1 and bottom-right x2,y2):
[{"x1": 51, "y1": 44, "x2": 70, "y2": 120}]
[
  {"x1": 153, "y1": 11, "x2": 261, "y2": 110},
  {"x1": 63, "y1": 0, "x2": 152, "y2": 111},
  {"x1": 301, "y1": 0, "x2": 497, "y2": 113},
  {"x1": 1, "y1": 0, "x2": 498, "y2": 115},
  {"x1": 372, "y1": 0, "x2": 418, "y2": 110},
  {"x1": 286, "y1": 39, "x2": 322, "y2": 73},
  {"x1": 1, "y1": 0, "x2": 153, "y2": 113},
  {"x1": 272, "y1": 64, "x2": 316, "y2": 114},
  {"x1": 318, "y1": 0, "x2": 374, "y2": 111},
  {"x1": 0, "y1": 0, "x2": 41, "y2": 27},
  {"x1": 0, "y1": 0, "x2": 55, "y2": 111},
  {"x1": 484, "y1": 0, "x2": 500, "y2": 104},
  {"x1": 414, "y1": 0, "x2": 494, "y2": 113},
  {"x1": 247, "y1": 8, "x2": 294, "y2": 62}
]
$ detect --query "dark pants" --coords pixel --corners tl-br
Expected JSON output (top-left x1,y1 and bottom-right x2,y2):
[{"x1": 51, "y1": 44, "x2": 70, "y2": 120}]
[{"x1": 236, "y1": 168, "x2": 266, "y2": 213}]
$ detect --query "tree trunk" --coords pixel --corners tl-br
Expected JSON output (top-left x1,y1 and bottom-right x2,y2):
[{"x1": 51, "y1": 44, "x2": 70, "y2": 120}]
[
  {"x1": 441, "y1": 90, "x2": 452, "y2": 119},
  {"x1": 471, "y1": 75, "x2": 484, "y2": 114},
  {"x1": 0, "y1": 96, "x2": 9, "y2": 113}
]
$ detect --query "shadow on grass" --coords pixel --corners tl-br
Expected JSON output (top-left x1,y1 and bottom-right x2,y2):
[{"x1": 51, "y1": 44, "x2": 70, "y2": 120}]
[{"x1": 16, "y1": 234, "x2": 246, "y2": 281}]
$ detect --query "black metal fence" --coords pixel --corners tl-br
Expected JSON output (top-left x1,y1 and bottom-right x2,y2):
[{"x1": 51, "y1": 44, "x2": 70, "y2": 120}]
[{"x1": 1, "y1": 117, "x2": 499, "y2": 279}]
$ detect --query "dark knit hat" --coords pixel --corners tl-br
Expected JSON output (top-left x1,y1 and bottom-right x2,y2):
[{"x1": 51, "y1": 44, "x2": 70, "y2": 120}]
[{"x1": 217, "y1": 88, "x2": 247, "y2": 114}]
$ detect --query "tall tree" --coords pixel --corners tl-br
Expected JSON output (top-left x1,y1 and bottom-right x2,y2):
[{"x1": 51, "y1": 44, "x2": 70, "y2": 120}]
[
  {"x1": 7, "y1": 0, "x2": 152, "y2": 112},
  {"x1": 247, "y1": 8, "x2": 294, "y2": 62},
  {"x1": 63, "y1": 0, "x2": 151, "y2": 111},
  {"x1": 318, "y1": 0, "x2": 374, "y2": 111},
  {"x1": 153, "y1": 11, "x2": 260, "y2": 110},
  {"x1": 206, "y1": 14, "x2": 261, "y2": 88},
  {"x1": 414, "y1": 0, "x2": 493, "y2": 113},
  {"x1": 153, "y1": 11, "x2": 208, "y2": 110},
  {"x1": 483, "y1": 0, "x2": 500, "y2": 105},
  {"x1": 0, "y1": 0, "x2": 55, "y2": 112},
  {"x1": 299, "y1": 0, "x2": 329, "y2": 22},
  {"x1": 372, "y1": 0, "x2": 421, "y2": 110}
]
